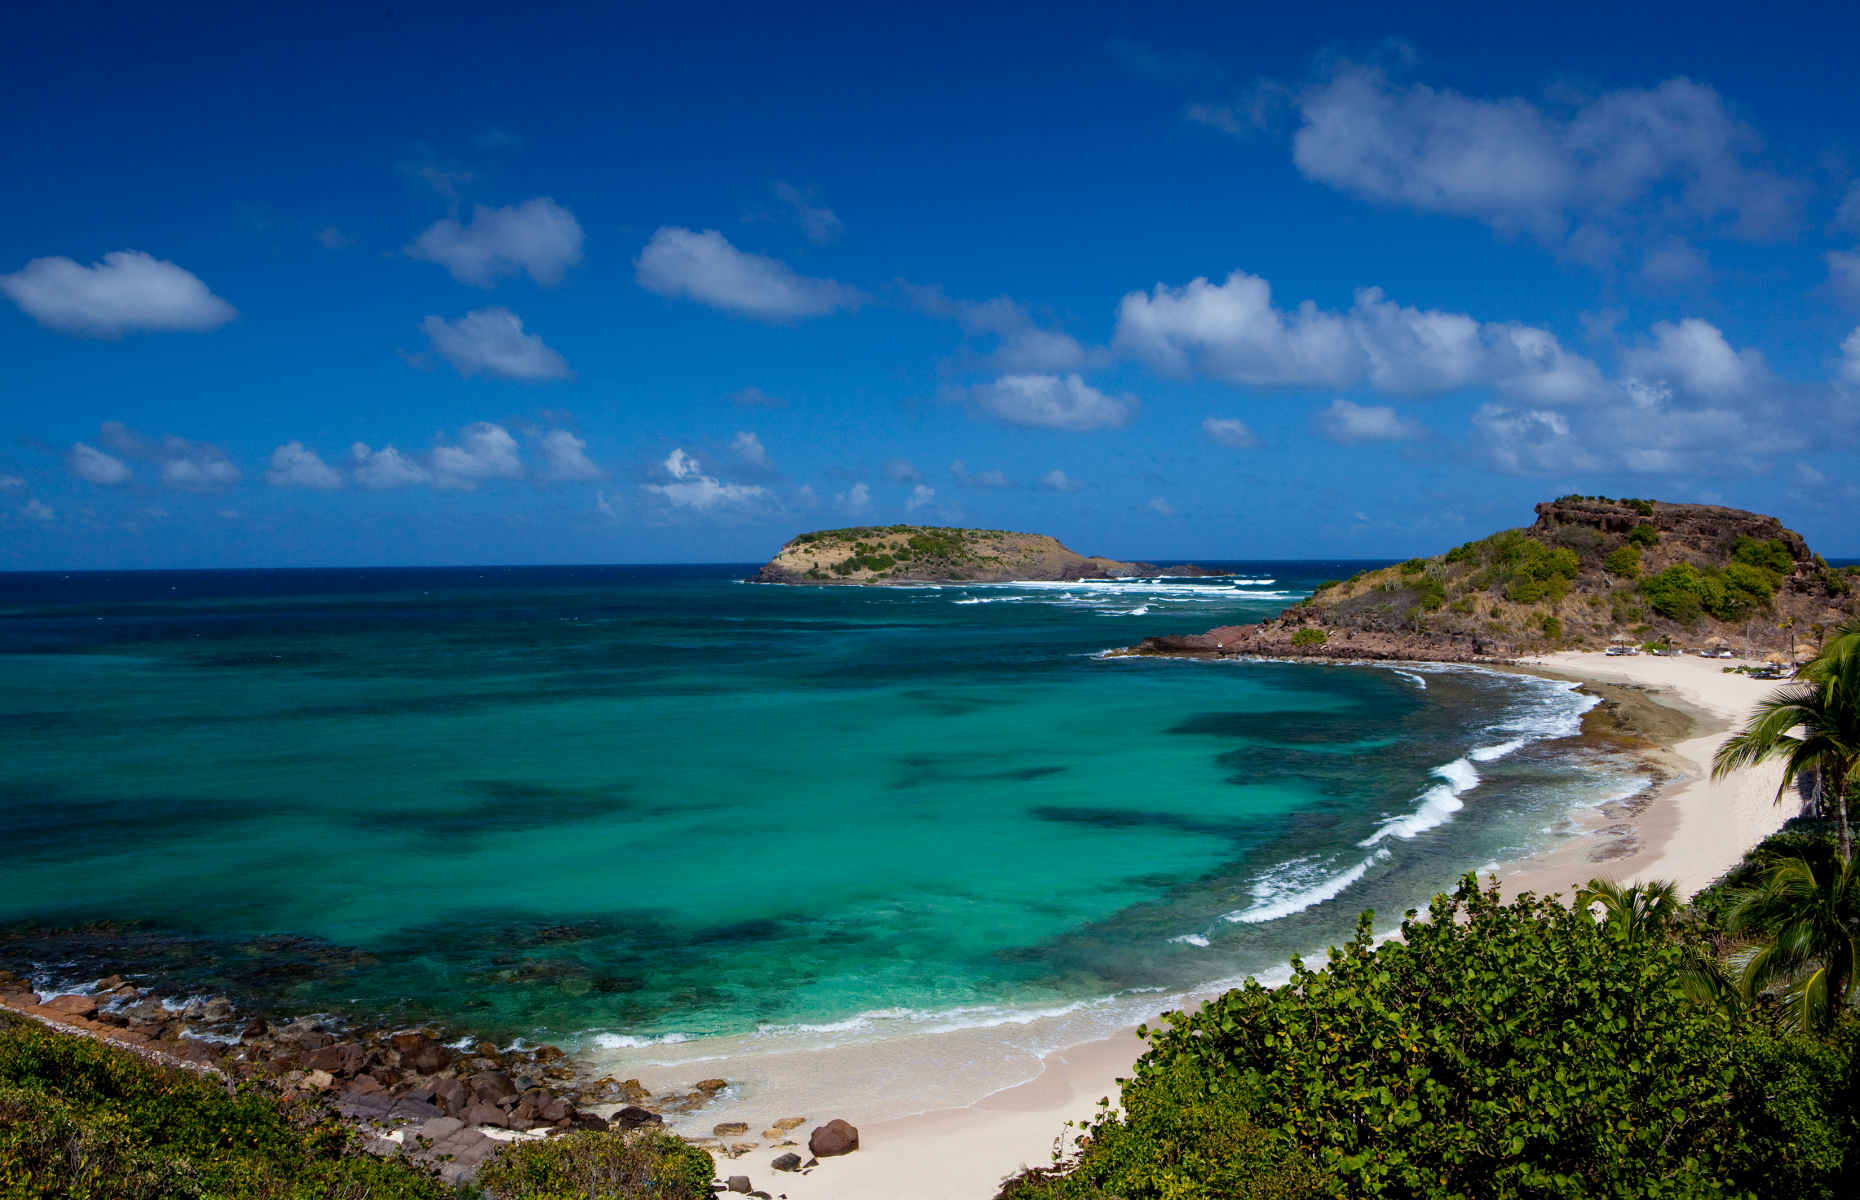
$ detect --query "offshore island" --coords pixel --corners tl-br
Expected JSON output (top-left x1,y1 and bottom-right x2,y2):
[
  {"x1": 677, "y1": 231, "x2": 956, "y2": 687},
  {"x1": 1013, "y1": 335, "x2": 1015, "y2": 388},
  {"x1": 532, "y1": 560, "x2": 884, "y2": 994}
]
[{"x1": 754, "y1": 525, "x2": 1216, "y2": 584}]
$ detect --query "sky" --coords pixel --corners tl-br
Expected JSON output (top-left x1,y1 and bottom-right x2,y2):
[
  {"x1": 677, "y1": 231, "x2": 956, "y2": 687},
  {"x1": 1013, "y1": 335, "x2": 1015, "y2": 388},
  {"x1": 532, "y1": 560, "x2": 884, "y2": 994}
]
[{"x1": 4, "y1": 0, "x2": 1859, "y2": 569}]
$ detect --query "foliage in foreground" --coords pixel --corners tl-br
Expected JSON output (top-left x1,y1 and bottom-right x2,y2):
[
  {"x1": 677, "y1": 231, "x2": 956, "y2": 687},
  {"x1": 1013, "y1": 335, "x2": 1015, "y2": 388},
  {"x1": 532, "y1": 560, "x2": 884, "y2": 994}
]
[
  {"x1": 1000, "y1": 877, "x2": 1859, "y2": 1200},
  {"x1": 0, "y1": 1012, "x2": 452, "y2": 1200},
  {"x1": 476, "y1": 1129, "x2": 715, "y2": 1200}
]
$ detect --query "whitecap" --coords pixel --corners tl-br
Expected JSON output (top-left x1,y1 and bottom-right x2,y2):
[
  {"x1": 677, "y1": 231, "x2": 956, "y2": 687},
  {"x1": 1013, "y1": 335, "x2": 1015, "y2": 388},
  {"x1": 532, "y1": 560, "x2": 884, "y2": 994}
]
[
  {"x1": 1168, "y1": 933, "x2": 1211, "y2": 947},
  {"x1": 591, "y1": 1031, "x2": 693, "y2": 1049},
  {"x1": 1361, "y1": 758, "x2": 1480, "y2": 845},
  {"x1": 1222, "y1": 848, "x2": 1390, "y2": 925}
]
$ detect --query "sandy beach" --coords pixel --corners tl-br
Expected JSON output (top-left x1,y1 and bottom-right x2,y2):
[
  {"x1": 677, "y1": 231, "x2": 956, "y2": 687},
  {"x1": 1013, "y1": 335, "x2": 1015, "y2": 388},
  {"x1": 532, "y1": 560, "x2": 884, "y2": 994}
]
[{"x1": 728, "y1": 651, "x2": 1799, "y2": 1200}]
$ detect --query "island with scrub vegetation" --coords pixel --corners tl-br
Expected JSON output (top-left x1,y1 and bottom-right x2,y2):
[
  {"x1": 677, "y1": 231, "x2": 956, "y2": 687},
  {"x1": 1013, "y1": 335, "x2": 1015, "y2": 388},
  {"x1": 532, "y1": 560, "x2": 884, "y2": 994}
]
[
  {"x1": 754, "y1": 525, "x2": 1215, "y2": 585},
  {"x1": 1121, "y1": 496, "x2": 1860, "y2": 662}
]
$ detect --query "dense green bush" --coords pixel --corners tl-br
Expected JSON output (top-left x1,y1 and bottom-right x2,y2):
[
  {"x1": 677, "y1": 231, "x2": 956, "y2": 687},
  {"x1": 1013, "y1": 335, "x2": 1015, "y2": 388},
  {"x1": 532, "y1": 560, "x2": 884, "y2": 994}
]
[
  {"x1": 1542, "y1": 613, "x2": 1563, "y2": 640},
  {"x1": 1603, "y1": 544, "x2": 1641, "y2": 578},
  {"x1": 0, "y1": 1014, "x2": 452, "y2": 1200},
  {"x1": 1642, "y1": 562, "x2": 1777, "y2": 622},
  {"x1": 477, "y1": 1129, "x2": 715, "y2": 1200},
  {"x1": 1290, "y1": 628, "x2": 1328, "y2": 648},
  {"x1": 1629, "y1": 523, "x2": 1660, "y2": 547},
  {"x1": 1005, "y1": 880, "x2": 1857, "y2": 1200},
  {"x1": 1731, "y1": 536, "x2": 1795, "y2": 576}
]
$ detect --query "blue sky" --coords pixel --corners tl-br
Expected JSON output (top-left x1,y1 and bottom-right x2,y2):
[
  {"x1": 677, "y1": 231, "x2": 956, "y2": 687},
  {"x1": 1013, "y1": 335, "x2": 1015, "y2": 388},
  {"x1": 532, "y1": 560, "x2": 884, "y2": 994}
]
[{"x1": 4, "y1": 0, "x2": 1859, "y2": 568}]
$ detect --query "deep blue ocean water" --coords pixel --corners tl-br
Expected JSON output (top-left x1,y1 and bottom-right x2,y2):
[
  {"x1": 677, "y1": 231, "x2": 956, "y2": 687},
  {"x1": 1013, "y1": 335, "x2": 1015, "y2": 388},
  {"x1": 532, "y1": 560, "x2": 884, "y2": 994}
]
[{"x1": 0, "y1": 563, "x2": 1636, "y2": 1058}]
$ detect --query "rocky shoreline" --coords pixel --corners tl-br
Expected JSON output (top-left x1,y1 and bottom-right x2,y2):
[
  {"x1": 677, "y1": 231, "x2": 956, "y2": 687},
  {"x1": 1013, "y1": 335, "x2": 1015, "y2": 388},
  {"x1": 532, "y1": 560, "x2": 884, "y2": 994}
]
[
  {"x1": 0, "y1": 968, "x2": 854, "y2": 1192},
  {"x1": 1112, "y1": 623, "x2": 1502, "y2": 663}
]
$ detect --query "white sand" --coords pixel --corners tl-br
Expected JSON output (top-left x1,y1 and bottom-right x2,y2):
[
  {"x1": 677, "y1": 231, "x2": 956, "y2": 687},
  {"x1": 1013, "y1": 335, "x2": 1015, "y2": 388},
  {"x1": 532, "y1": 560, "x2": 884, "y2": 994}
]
[{"x1": 717, "y1": 651, "x2": 1801, "y2": 1200}]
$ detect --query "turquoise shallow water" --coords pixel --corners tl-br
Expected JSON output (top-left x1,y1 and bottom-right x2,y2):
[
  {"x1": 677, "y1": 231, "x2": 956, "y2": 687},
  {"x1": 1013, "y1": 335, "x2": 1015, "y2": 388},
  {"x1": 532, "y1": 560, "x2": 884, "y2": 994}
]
[{"x1": 0, "y1": 563, "x2": 1635, "y2": 1052}]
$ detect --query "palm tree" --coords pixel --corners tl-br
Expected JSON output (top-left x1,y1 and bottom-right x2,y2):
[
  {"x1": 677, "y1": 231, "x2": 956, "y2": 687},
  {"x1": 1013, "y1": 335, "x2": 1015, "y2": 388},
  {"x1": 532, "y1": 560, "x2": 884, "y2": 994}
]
[
  {"x1": 1576, "y1": 877, "x2": 1680, "y2": 943},
  {"x1": 1712, "y1": 624, "x2": 1860, "y2": 862},
  {"x1": 1724, "y1": 850, "x2": 1860, "y2": 1031}
]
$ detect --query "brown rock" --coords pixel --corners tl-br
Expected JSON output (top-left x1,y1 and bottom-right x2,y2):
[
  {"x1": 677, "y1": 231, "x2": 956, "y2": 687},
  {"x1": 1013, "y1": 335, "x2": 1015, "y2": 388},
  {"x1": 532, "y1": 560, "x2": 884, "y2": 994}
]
[
  {"x1": 612, "y1": 1105, "x2": 662, "y2": 1129},
  {"x1": 771, "y1": 1152, "x2": 802, "y2": 1172},
  {"x1": 240, "y1": 1017, "x2": 270, "y2": 1041},
  {"x1": 349, "y1": 1073, "x2": 386, "y2": 1096},
  {"x1": 714, "y1": 1121, "x2": 750, "y2": 1137},
  {"x1": 468, "y1": 1070, "x2": 518, "y2": 1104},
  {"x1": 771, "y1": 1116, "x2": 806, "y2": 1131},
  {"x1": 432, "y1": 1076, "x2": 469, "y2": 1115},
  {"x1": 303, "y1": 1041, "x2": 366, "y2": 1077},
  {"x1": 44, "y1": 994, "x2": 99, "y2": 1020},
  {"x1": 392, "y1": 1034, "x2": 453, "y2": 1074},
  {"x1": 563, "y1": 1109, "x2": 608, "y2": 1131},
  {"x1": 729, "y1": 1142, "x2": 758, "y2": 1157},
  {"x1": 695, "y1": 1077, "x2": 729, "y2": 1093},
  {"x1": 809, "y1": 1118, "x2": 859, "y2": 1157},
  {"x1": 304, "y1": 1068, "x2": 336, "y2": 1090},
  {"x1": 726, "y1": 1176, "x2": 752, "y2": 1193},
  {"x1": 461, "y1": 1100, "x2": 507, "y2": 1128}
]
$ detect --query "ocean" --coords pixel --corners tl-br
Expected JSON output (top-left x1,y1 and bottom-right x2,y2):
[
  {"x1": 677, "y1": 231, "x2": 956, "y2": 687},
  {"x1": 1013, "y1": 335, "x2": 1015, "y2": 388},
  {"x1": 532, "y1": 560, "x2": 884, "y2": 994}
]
[{"x1": 0, "y1": 563, "x2": 1642, "y2": 1115}]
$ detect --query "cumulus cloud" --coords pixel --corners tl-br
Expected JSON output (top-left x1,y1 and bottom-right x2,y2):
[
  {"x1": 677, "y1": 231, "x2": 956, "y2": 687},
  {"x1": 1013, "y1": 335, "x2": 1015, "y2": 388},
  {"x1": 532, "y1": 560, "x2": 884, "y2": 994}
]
[
  {"x1": 405, "y1": 197, "x2": 584, "y2": 287},
  {"x1": 884, "y1": 459, "x2": 921, "y2": 483},
  {"x1": 265, "y1": 442, "x2": 344, "y2": 489},
  {"x1": 643, "y1": 448, "x2": 769, "y2": 511},
  {"x1": 1201, "y1": 416, "x2": 1261, "y2": 448},
  {"x1": 903, "y1": 284, "x2": 1107, "y2": 373},
  {"x1": 596, "y1": 489, "x2": 623, "y2": 522},
  {"x1": 1471, "y1": 406, "x2": 1601, "y2": 474},
  {"x1": 730, "y1": 431, "x2": 771, "y2": 469},
  {"x1": 635, "y1": 227, "x2": 862, "y2": 321},
  {"x1": 1251, "y1": 64, "x2": 1802, "y2": 253},
  {"x1": 1, "y1": 251, "x2": 236, "y2": 337},
  {"x1": 22, "y1": 498, "x2": 53, "y2": 521},
  {"x1": 536, "y1": 429, "x2": 602, "y2": 481},
  {"x1": 0, "y1": 474, "x2": 22, "y2": 490},
  {"x1": 966, "y1": 373, "x2": 1134, "y2": 431},
  {"x1": 773, "y1": 182, "x2": 844, "y2": 244},
  {"x1": 950, "y1": 460, "x2": 1011, "y2": 488},
  {"x1": 836, "y1": 481, "x2": 872, "y2": 515},
  {"x1": 350, "y1": 443, "x2": 432, "y2": 489},
  {"x1": 1620, "y1": 318, "x2": 1767, "y2": 398},
  {"x1": 68, "y1": 443, "x2": 131, "y2": 485},
  {"x1": 905, "y1": 484, "x2": 936, "y2": 512},
  {"x1": 159, "y1": 450, "x2": 240, "y2": 492},
  {"x1": 1114, "y1": 271, "x2": 1603, "y2": 402},
  {"x1": 421, "y1": 308, "x2": 572, "y2": 381},
  {"x1": 1317, "y1": 398, "x2": 1424, "y2": 443},
  {"x1": 1039, "y1": 468, "x2": 1083, "y2": 492},
  {"x1": 430, "y1": 422, "x2": 524, "y2": 489}
]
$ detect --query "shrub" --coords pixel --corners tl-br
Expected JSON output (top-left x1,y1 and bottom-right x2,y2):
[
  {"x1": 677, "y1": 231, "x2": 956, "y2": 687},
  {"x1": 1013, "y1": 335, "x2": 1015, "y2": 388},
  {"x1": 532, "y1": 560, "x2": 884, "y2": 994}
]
[
  {"x1": 1018, "y1": 881, "x2": 1857, "y2": 1200},
  {"x1": 0, "y1": 1014, "x2": 451, "y2": 1200},
  {"x1": 1731, "y1": 536, "x2": 1795, "y2": 576},
  {"x1": 1413, "y1": 575, "x2": 1446, "y2": 611},
  {"x1": 1629, "y1": 522, "x2": 1660, "y2": 547},
  {"x1": 1628, "y1": 498, "x2": 1656, "y2": 517},
  {"x1": 1399, "y1": 558, "x2": 1428, "y2": 575},
  {"x1": 478, "y1": 1129, "x2": 715, "y2": 1200},
  {"x1": 1542, "y1": 613, "x2": 1563, "y2": 640},
  {"x1": 1642, "y1": 564, "x2": 1710, "y2": 622},
  {"x1": 1290, "y1": 628, "x2": 1328, "y2": 648},
  {"x1": 1603, "y1": 544, "x2": 1641, "y2": 578}
]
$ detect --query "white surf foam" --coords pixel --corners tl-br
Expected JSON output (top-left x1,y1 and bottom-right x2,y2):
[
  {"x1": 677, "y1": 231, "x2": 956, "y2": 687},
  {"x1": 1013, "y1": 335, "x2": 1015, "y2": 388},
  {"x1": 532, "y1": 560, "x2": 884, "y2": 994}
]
[
  {"x1": 1361, "y1": 757, "x2": 1481, "y2": 845},
  {"x1": 1393, "y1": 669, "x2": 1428, "y2": 690},
  {"x1": 1168, "y1": 933, "x2": 1210, "y2": 947},
  {"x1": 1222, "y1": 847, "x2": 1391, "y2": 925},
  {"x1": 591, "y1": 1031, "x2": 693, "y2": 1050}
]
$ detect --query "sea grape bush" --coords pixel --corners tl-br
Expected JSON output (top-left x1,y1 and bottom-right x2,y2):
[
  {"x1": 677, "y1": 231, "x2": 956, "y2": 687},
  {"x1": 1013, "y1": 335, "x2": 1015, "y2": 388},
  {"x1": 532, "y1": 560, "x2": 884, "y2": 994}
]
[{"x1": 998, "y1": 877, "x2": 1857, "y2": 1200}]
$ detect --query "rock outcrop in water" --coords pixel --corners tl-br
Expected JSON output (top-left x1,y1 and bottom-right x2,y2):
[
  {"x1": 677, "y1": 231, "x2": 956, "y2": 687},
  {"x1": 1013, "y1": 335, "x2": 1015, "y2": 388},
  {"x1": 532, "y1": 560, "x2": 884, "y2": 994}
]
[
  {"x1": 756, "y1": 525, "x2": 1213, "y2": 584},
  {"x1": 1119, "y1": 497, "x2": 1860, "y2": 663}
]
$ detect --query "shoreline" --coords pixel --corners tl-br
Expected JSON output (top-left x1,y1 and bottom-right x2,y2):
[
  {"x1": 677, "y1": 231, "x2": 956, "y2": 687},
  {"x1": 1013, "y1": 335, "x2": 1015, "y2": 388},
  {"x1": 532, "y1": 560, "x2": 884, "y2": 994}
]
[
  {"x1": 711, "y1": 650, "x2": 1797, "y2": 1200},
  {"x1": 0, "y1": 651, "x2": 1797, "y2": 1199}
]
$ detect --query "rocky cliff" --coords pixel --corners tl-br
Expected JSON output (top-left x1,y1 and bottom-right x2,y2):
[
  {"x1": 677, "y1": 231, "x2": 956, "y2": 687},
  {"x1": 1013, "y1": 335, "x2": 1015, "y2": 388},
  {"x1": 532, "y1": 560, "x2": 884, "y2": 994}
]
[
  {"x1": 755, "y1": 525, "x2": 1211, "y2": 584},
  {"x1": 1120, "y1": 497, "x2": 1858, "y2": 662}
]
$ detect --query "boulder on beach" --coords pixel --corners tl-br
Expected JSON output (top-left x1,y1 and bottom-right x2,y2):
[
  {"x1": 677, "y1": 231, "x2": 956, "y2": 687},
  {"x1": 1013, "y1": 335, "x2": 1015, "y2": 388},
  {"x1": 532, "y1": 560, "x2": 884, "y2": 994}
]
[
  {"x1": 809, "y1": 1118, "x2": 859, "y2": 1157},
  {"x1": 771, "y1": 1152, "x2": 802, "y2": 1171}
]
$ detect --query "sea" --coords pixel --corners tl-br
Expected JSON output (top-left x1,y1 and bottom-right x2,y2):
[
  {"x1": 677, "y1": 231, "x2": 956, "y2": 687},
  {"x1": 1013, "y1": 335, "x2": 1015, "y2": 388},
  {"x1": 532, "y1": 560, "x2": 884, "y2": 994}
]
[{"x1": 0, "y1": 563, "x2": 1646, "y2": 1119}]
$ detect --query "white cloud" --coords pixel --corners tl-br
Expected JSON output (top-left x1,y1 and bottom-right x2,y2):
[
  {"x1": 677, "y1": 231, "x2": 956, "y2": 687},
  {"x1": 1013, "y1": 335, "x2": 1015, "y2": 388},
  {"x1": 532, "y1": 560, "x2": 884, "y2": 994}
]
[
  {"x1": 1472, "y1": 405, "x2": 1603, "y2": 474},
  {"x1": 596, "y1": 489, "x2": 623, "y2": 522},
  {"x1": 405, "y1": 197, "x2": 584, "y2": 287},
  {"x1": 643, "y1": 448, "x2": 769, "y2": 510},
  {"x1": 431, "y1": 422, "x2": 523, "y2": 489},
  {"x1": 0, "y1": 474, "x2": 24, "y2": 490},
  {"x1": 1114, "y1": 271, "x2": 1603, "y2": 401},
  {"x1": 635, "y1": 227, "x2": 862, "y2": 321},
  {"x1": 1317, "y1": 398, "x2": 1424, "y2": 443},
  {"x1": 1, "y1": 251, "x2": 236, "y2": 337},
  {"x1": 1270, "y1": 65, "x2": 1801, "y2": 251},
  {"x1": 730, "y1": 431, "x2": 771, "y2": 469},
  {"x1": 1620, "y1": 318, "x2": 1766, "y2": 398},
  {"x1": 316, "y1": 226, "x2": 352, "y2": 250},
  {"x1": 159, "y1": 450, "x2": 240, "y2": 492},
  {"x1": 265, "y1": 442, "x2": 344, "y2": 489},
  {"x1": 1841, "y1": 328, "x2": 1860, "y2": 385},
  {"x1": 1828, "y1": 251, "x2": 1860, "y2": 305},
  {"x1": 22, "y1": 498, "x2": 53, "y2": 521},
  {"x1": 773, "y1": 182, "x2": 844, "y2": 244},
  {"x1": 729, "y1": 386, "x2": 786, "y2": 408},
  {"x1": 421, "y1": 308, "x2": 572, "y2": 381},
  {"x1": 884, "y1": 459, "x2": 921, "y2": 483},
  {"x1": 1835, "y1": 182, "x2": 1860, "y2": 232},
  {"x1": 536, "y1": 429, "x2": 602, "y2": 481},
  {"x1": 967, "y1": 373, "x2": 1134, "y2": 431},
  {"x1": 1201, "y1": 416, "x2": 1261, "y2": 448},
  {"x1": 1039, "y1": 468, "x2": 1083, "y2": 492},
  {"x1": 903, "y1": 284, "x2": 1107, "y2": 372},
  {"x1": 1147, "y1": 497, "x2": 1178, "y2": 517},
  {"x1": 950, "y1": 460, "x2": 1011, "y2": 488},
  {"x1": 350, "y1": 443, "x2": 432, "y2": 490},
  {"x1": 67, "y1": 443, "x2": 131, "y2": 485},
  {"x1": 905, "y1": 484, "x2": 937, "y2": 512},
  {"x1": 836, "y1": 481, "x2": 872, "y2": 515}
]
